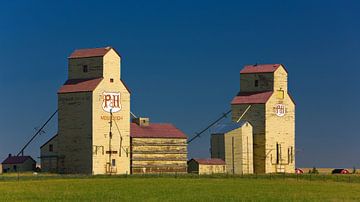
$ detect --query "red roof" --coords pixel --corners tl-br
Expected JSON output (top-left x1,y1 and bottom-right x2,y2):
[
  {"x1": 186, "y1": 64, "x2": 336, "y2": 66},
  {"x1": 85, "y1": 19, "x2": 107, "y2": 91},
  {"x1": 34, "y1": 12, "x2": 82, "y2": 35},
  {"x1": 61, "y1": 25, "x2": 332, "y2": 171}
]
[
  {"x1": 68, "y1": 47, "x2": 113, "y2": 59},
  {"x1": 58, "y1": 78, "x2": 103, "y2": 93},
  {"x1": 191, "y1": 158, "x2": 225, "y2": 165},
  {"x1": 231, "y1": 91, "x2": 273, "y2": 105},
  {"x1": 2, "y1": 156, "x2": 35, "y2": 164},
  {"x1": 240, "y1": 64, "x2": 286, "y2": 74},
  {"x1": 130, "y1": 123, "x2": 187, "y2": 139}
]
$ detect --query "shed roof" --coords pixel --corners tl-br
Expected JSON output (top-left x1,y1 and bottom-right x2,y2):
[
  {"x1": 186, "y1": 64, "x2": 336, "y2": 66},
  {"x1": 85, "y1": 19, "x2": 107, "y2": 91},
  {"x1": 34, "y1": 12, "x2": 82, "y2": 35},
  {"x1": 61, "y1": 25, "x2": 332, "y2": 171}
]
[
  {"x1": 130, "y1": 123, "x2": 187, "y2": 139},
  {"x1": 68, "y1": 46, "x2": 113, "y2": 59},
  {"x1": 58, "y1": 78, "x2": 103, "y2": 93},
  {"x1": 240, "y1": 64, "x2": 287, "y2": 74},
  {"x1": 58, "y1": 78, "x2": 131, "y2": 94},
  {"x1": 211, "y1": 121, "x2": 248, "y2": 134},
  {"x1": 40, "y1": 134, "x2": 58, "y2": 149},
  {"x1": 190, "y1": 158, "x2": 225, "y2": 165},
  {"x1": 2, "y1": 156, "x2": 35, "y2": 164},
  {"x1": 231, "y1": 91, "x2": 273, "y2": 105}
]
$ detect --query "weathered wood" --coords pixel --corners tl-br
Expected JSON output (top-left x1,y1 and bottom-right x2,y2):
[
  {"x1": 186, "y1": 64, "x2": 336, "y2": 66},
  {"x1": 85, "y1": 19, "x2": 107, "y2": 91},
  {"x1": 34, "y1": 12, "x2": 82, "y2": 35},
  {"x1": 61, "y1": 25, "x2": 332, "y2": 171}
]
[{"x1": 131, "y1": 137, "x2": 187, "y2": 174}]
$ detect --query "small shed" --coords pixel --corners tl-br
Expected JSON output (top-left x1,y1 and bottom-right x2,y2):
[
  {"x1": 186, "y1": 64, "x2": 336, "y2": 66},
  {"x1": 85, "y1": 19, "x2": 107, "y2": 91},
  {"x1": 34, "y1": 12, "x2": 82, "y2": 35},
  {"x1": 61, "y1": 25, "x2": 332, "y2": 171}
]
[
  {"x1": 1, "y1": 154, "x2": 36, "y2": 173},
  {"x1": 188, "y1": 158, "x2": 226, "y2": 175}
]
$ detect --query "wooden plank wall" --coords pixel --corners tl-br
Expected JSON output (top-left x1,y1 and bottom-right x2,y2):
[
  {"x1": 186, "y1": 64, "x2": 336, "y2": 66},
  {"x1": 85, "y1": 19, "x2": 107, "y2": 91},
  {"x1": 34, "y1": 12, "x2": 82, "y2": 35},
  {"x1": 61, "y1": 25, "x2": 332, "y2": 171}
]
[{"x1": 131, "y1": 138, "x2": 187, "y2": 174}]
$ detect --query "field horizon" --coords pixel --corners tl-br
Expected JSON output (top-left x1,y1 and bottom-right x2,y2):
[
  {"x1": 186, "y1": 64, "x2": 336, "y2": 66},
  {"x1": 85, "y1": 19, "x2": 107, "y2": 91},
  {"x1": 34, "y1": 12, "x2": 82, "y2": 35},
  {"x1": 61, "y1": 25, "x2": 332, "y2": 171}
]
[{"x1": 1, "y1": 173, "x2": 360, "y2": 201}]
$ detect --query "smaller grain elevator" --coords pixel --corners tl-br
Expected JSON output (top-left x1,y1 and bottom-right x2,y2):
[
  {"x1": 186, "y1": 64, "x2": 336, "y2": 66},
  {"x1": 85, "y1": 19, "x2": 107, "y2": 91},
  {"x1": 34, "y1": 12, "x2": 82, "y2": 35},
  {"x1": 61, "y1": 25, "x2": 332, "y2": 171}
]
[
  {"x1": 231, "y1": 64, "x2": 295, "y2": 173},
  {"x1": 211, "y1": 122, "x2": 253, "y2": 174}
]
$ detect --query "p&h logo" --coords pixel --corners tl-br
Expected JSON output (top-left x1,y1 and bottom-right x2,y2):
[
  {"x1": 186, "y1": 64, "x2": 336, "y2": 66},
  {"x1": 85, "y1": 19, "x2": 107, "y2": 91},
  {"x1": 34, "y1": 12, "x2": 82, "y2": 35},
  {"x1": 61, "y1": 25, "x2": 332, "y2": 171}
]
[
  {"x1": 275, "y1": 104, "x2": 286, "y2": 117},
  {"x1": 102, "y1": 92, "x2": 121, "y2": 113}
]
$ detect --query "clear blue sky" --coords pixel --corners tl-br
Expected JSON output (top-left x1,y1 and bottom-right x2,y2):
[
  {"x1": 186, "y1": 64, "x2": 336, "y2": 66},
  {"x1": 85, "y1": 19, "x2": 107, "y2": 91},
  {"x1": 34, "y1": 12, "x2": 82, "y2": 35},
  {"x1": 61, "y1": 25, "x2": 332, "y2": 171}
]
[{"x1": 0, "y1": 0, "x2": 359, "y2": 168}]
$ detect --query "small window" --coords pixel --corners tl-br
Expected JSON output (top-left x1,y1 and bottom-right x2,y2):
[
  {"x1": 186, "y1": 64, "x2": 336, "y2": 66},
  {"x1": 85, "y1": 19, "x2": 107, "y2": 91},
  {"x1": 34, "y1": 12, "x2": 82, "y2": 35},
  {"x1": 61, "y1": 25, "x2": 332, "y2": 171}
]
[
  {"x1": 49, "y1": 144, "x2": 53, "y2": 152},
  {"x1": 83, "y1": 65, "x2": 88, "y2": 72},
  {"x1": 254, "y1": 80, "x2": 259, "y2": 87},
  {"x1": 112, "y1": 159, "x2": 116, "y2": 167},
  {"x1": 110, "y1": 78, "x2": 114, "y2": 83}
]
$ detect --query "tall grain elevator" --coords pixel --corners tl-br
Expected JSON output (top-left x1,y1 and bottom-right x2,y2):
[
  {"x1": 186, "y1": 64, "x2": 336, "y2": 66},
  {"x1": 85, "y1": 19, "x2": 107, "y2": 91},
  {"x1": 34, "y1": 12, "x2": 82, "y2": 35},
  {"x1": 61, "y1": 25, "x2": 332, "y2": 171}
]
[
  {"x1": 231, "y1": 64, "x2": 295, "y2": 173},
  {"x1": 41, "y1": 47, "x2": 131, "y2": 174}
]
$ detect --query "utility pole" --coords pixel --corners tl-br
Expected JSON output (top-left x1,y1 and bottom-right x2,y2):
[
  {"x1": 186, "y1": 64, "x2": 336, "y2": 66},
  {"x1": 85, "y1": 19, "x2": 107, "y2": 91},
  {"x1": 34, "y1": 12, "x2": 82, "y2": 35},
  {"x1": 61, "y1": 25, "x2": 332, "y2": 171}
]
[{"x1": 108, "y1": 109, "x2": 113, "y2": 175}]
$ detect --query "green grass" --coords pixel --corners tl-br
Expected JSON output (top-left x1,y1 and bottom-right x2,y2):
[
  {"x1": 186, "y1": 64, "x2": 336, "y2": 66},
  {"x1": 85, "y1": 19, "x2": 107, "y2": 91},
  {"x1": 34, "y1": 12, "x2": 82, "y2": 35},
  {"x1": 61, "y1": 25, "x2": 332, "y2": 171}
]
[{"x1": 1, "y1": 174, "x2": 360, "y2": 201}]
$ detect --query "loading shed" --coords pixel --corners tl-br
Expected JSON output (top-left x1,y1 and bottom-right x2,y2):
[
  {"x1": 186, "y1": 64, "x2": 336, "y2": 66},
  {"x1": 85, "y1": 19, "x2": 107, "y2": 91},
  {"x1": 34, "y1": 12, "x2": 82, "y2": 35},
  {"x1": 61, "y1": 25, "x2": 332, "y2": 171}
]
[
  {"x1": 187, "y1": 158, "x2": 226, "y2": 174},
  {"x1": 211, "y1": 121, "x2": 254, "y2": 174},
  {"x1": 40, "y1": 134, "x2": 59, "y2": 172},
  {"x1": 130, "y1": 118, "x2": 188, "y2": 174}
]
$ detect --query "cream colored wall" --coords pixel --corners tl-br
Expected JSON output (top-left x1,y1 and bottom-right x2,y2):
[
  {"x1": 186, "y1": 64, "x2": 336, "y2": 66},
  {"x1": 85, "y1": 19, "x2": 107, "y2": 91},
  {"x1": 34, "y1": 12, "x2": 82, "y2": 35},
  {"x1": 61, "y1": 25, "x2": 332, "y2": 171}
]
[
  {"x1": 103, "y1": 49, "x2": 121, "y2": 80},
  {"x1": 92, "y1": 74, "x2": 130, "y2": 175},
  {"x1": 58, "y1": 92, "x2": 93, "y2": 174},
  {"x1": 0, "y1": 164, "x2": 2, "y2": 174},
  {"x1": 273, "y1": 66, "x2": 288, "y2": 92},
  {"x1": 224, "y1": 123, "x2": 253, "y2": 174},
  {"x1": 265, "y1": 92, "x2": 295, "y2": 173},
  {"x1": 131, "y1": 138, "x2": 187, "y2": 174},
  {"x1": 68, "y1": 57, "x2": 103, "y2": 79},
  {"x1": 231, "y1": 104, "x2": 266, "y2": 173},
  {"x1": 198, "y1": 164, "x2": 226, "y2": 175},
  {"x1": 240, "y1": 73, "x2": 274, "y2": 92}
]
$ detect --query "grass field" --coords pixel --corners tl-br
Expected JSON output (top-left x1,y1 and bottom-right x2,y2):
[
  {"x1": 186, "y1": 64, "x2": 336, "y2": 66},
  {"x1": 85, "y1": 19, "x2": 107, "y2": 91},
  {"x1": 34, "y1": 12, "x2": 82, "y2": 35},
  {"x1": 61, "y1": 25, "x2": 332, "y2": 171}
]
[{"x1": 1, "y1": 174, "x2": 360, "y2": 201}]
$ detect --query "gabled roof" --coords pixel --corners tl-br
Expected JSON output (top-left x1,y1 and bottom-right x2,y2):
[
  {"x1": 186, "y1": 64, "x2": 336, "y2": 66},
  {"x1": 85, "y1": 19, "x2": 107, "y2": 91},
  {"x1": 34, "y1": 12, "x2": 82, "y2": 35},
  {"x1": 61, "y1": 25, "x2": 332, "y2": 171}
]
[
  {"x1": 240, "y1": 64, "x2": 287, "y2": 74},
  {"x1": 2, "y1": 156, "x2": 35, "y2": 164},
  {"x1": 58, "y1": 78, "x2": 103, "y2": 93},
  {"x1": 190, "y1": 158, "x2": 225, "y2": 165},
  {"x1": 130, "y1": 123, "x2": 187, "y2": 139},
  {"x1": 231, "y1": 91, "x2": 273, "y2": 105},
  {"x1": 211, "y1": 121, "x2": 248, "y2": 134},
  {"x1": 68, "y1": 46, "x2": 113, "y2": 59}
]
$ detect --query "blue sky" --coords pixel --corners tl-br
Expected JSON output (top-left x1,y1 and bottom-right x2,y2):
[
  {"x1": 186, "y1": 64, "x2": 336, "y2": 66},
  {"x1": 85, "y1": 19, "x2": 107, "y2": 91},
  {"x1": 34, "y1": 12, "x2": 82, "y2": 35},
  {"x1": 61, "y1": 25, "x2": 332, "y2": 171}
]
[{"x1": 0, "y1": 0, "x2": 359, "y2": 168}]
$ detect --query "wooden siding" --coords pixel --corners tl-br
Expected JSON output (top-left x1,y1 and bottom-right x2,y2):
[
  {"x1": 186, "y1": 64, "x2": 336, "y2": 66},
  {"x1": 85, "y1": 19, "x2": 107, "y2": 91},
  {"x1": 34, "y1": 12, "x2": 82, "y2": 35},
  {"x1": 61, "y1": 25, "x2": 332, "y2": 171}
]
[
  {"x1": 187, "y1": 160, "x2": 226, "y2": 175},
  {"x1": 40, "y1": 135, "x2": 59, "y2": 173},
  {"x1": 131, "y1": 137, "x2": 187, "y2": 174},
  {"x1": 211, "y1": 123, "x2": 253, "y2": 174},
  {"x1": 2, "y1": 159, "x2": 36, "y2": 172}
]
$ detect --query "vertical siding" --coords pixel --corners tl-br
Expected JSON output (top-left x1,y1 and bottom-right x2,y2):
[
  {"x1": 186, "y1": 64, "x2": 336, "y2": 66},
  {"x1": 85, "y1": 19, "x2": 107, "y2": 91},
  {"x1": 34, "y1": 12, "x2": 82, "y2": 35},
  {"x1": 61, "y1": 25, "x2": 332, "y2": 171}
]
[
  {"x1": 58, "y1": 92, "x2": 93, "y2": 174},
  {"x1": 231, "y1": 104, "x2": 265, "y2": 173}
]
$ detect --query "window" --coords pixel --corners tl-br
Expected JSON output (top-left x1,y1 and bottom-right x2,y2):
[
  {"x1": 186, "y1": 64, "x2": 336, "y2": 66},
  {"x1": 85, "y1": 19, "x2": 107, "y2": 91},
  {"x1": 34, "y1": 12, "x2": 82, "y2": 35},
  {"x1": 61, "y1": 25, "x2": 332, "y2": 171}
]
[
  {"x1": 254, "y1": 80, "x2": 259, "y2": 87},
  {"x1": 49, "y1": 144, "x2": 53, "y2": 152},
  {"x1": 83, "y1": 65, "x2": 88, "y2": 72},
  {"x1": 112, "y1": 159, "x2": 116, "y2": 167},
  {"x1": 110, "y1": 78, "x2": 114, "y2": 83}
]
